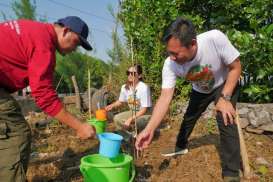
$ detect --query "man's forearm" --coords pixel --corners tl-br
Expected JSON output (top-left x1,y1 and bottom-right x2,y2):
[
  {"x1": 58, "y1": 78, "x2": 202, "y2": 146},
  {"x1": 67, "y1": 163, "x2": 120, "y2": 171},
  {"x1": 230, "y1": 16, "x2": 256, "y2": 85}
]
[
  {"x1": 146, "y1": 88, "x2": 174, "y2": 131},
  {"x1": 222, "y1": 58, "x2": 241, "y2": 95},
  {"x1": 54, "y1": 108, "x2": 82, "y2": 131}
]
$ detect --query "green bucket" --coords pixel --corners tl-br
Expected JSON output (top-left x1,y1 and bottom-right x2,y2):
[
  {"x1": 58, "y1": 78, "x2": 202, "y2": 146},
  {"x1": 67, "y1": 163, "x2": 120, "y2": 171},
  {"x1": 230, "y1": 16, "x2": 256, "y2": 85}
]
[
  {"x1": 80, "y1": 154, "x2": 135, "y2": 182},
  {"x1": 88, "y1": 118, "x2": 106, "y2": 134}
]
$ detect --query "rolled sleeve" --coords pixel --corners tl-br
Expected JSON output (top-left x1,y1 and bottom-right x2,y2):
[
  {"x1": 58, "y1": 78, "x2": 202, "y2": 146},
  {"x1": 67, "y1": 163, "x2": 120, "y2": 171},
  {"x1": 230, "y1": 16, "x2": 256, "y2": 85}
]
[
  {"x1": 118, "y1": 85, "x2": 127, "y2": 102},
  {"x1": 162, "y1": 59, "x2": 177, "y2": 89},
  {"x1": 28, "y1": 50, "x2": 62, "y2": 116}
]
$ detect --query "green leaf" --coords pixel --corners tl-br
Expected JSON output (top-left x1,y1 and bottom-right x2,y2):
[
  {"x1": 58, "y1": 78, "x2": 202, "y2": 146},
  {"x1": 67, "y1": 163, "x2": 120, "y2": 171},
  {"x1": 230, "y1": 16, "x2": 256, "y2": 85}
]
[
  {"x1": 265, "y1": 24, "x2": 273, "y2": 35},
  {"x1": 257, "y1": 70, "x2": 267, "y2": 80}
]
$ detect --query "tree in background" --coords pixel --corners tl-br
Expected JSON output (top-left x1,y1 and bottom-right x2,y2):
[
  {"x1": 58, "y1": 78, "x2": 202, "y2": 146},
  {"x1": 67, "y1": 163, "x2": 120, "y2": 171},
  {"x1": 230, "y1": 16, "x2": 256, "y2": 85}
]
[
  {"x1": 107, "y1": 4, "x2": 124, "y2": 66},
  {"x1": 106, "y1": 4, "x2": 130, "y2": 94},
  {"x1": 119, "y1": 1, "x2": 195, "y2": 100},
  {"x1": 12, "y1": 0, "x2": 36, "y2": 20},
  {"x1": 1, "y1": 12, "x2": 8, "y2": 21},
  {"x1": 177, "y1": 0, "x2": 273, "y2": 103},
  {"x1": 119, "y1": 0, "x2": 273, "y2": 103},
  {"x1": 55, "y1": 52, "x2": 109, "y2": 93}
]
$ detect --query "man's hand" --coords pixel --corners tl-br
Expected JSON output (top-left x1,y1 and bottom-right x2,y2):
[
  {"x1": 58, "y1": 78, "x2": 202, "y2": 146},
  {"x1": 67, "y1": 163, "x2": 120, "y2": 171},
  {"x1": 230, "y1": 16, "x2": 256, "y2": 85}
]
[
  {"x1": 76, "y1": 123, "x2": 96, "y2": 139},
  {"x1": 216, "y1": 58, "x2": 241, "y2": 125},
  {"x1": 135, "y1": 127, "x2": 154, "y2": 150},
  {"x1": 215, "y1": 97, "x2": 236, "y2": 126}
]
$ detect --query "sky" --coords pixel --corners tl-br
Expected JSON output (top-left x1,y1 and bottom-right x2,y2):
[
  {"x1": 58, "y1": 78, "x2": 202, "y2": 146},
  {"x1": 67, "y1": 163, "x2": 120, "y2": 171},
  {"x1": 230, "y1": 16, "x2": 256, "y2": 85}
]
[{"x1": 0, "y1": 0, "x2": 125, "y2": 62}]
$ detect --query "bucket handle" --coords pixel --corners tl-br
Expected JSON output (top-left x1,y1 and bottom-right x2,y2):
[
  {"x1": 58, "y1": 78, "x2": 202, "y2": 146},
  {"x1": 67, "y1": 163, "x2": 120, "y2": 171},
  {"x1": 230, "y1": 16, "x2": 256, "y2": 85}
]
[{"x1": 129, "y1": 161, "x2": 136, "y2": 182}]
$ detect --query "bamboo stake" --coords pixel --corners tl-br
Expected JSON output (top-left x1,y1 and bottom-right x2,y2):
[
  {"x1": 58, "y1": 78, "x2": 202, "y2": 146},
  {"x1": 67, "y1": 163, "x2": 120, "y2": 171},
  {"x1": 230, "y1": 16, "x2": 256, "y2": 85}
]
[
  {"x1": 235, "y1": 113, "x2": 252, "y2": 179},
  {"x1": 88, "y1": 69, "x2": 91, "y2": 118},
  {"x1": 55, "y1": 74, "x2": 63, "y2": 91},
  {"x1": 130, "y1": 37, "x2": 141, "y2": 159},
  {"x1": 71, "y1": 75, "x2": 81, "y2": 111}
]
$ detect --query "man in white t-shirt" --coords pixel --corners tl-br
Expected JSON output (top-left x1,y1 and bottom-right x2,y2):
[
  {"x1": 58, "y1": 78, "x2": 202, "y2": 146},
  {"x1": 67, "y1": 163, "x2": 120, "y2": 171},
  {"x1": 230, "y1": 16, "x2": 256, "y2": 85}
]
[{"x1": 136, "y1": 17, "x2": 241, "y2": 181}]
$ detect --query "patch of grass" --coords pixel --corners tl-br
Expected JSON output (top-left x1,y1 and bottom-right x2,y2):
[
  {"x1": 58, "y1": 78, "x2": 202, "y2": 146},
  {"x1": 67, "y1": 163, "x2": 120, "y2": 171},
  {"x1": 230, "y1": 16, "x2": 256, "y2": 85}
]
[
  {"x1": 259, "y1": 176, "x2": 272, "y2": 182},
  {"x1": 49, "y1": 119, "x2": 60, "y2": 127},
  {"x1": 37, "y1": 144, "x2": 58, "y2": 153},
  {"x1": 206, "y1": 117, "x2": 217, "y2": 134}
]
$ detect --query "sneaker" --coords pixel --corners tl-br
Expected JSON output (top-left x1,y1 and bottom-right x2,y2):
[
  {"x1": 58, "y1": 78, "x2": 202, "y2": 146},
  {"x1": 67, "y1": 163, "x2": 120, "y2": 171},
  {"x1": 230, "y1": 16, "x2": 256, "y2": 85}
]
[
  {"x1": 223, "y1": 176, "x2": 240, "y2": 182},
  {"x1": 161, "y1": 146, "x2": 188, "y2": 157}
]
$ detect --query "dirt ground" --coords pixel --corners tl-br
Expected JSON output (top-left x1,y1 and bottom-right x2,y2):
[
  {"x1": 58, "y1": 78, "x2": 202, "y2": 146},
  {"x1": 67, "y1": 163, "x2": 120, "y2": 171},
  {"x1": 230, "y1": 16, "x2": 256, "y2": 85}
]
[{"x1": 26, "y1": 111, "x2": 273, "y2": 182}]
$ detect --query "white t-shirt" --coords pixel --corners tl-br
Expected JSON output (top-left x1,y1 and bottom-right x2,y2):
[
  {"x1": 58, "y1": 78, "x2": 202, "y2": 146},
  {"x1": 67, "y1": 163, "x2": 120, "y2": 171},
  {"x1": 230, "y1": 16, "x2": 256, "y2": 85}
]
[
  {"x1": 119, "y1": 81, "x2": 152, "y2": 110},
  {"x1": 162, "y1": 29, "x2": 240, "y2": 94}
]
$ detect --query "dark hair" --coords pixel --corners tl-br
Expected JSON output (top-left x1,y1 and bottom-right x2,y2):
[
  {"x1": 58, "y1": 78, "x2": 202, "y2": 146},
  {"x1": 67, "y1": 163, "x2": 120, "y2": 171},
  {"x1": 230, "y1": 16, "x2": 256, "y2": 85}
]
[
  {"x1": 162, "y1": 17, "x2": 196, "y2": 47},
  {"x1": 134, "y1": 64, "x2": 143, "y2": 78},
  {"x1": 125, "y1": 64, "x2": 143, "y2": 90}
]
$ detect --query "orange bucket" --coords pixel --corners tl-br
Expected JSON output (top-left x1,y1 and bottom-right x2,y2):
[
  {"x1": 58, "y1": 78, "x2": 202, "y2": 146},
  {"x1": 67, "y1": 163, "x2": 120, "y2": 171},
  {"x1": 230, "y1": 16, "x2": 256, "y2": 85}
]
[{"x1": 96, "y1": 109, "x2": 107, "y2": 121}]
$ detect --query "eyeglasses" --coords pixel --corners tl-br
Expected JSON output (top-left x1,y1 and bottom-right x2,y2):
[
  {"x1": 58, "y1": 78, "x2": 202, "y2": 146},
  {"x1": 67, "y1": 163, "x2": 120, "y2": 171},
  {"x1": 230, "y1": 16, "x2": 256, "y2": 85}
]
[{"x1": 126, "y1": 71, "x2": 137, "y2": 76}]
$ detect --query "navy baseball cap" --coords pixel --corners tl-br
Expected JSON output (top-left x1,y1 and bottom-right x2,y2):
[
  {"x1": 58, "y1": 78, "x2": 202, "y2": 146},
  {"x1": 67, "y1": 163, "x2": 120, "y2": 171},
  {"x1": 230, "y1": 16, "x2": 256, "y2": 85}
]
[{"x1": 56, "y1": 16, "x2": 92, "y2": 50}]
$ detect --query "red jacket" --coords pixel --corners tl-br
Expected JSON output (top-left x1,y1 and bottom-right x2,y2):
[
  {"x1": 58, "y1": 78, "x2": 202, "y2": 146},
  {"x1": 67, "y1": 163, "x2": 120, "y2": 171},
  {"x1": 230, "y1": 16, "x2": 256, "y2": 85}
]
[{"x1": 0, "y1": 19, "x2": 62, "y2": 116}]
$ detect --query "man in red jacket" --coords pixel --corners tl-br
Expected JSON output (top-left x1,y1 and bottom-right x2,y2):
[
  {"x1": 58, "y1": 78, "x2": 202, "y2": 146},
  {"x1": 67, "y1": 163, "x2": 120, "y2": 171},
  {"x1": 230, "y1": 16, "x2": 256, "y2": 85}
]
[{"x1": 0, "y1": 16, "x2": 95, "y2": 181}]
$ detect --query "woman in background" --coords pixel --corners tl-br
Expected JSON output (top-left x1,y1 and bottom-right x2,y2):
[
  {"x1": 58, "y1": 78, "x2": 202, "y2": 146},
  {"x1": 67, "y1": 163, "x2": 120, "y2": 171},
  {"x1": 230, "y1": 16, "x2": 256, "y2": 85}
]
[{"x1": 105, "y1": 64, "x2": 152, "y2": 133}]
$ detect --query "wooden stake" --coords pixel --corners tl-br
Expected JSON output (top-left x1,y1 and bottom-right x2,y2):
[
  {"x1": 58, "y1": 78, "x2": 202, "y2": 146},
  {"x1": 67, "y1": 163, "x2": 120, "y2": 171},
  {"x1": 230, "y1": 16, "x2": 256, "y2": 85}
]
[
  {"x1": 235, "y1": 113, "x2": 252, "y2": 179},
  {"x1": 88, "y1": 69, "x2": 91, "y2": 118},
  {"x1": 71, "y1": 75, "x2": 81, "y2": 111},
  {"x1": 130, "y1": 37, "x2": 141, "y2": 159},
  {"x1": 56, "y1": 74, "x2": 63, "y2": 91}
]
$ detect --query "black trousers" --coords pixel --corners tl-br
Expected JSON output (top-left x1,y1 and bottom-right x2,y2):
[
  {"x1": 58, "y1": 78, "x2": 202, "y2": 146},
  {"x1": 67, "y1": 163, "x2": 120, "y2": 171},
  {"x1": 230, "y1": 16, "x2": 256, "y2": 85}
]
[{"x1": 176, "y1": 84, "x2": 240, "y2": 177}]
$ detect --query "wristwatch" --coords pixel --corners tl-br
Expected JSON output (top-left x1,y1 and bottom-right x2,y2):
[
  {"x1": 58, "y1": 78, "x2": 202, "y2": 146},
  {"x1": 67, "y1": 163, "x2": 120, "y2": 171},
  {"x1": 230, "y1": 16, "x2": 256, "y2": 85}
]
[{"x1": 220, "y1": 93, "x2": 231, "y2": 101}]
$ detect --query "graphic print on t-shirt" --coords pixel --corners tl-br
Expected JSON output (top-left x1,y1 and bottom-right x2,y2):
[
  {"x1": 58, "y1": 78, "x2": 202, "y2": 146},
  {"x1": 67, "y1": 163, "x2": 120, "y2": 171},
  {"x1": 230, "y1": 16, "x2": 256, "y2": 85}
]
[
  {"x1": 185, "y1": 64, "x2": 215, "y2": 92},
  {"x1": 127, "y1": 93, "x2": 140, "y2": 111}
]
